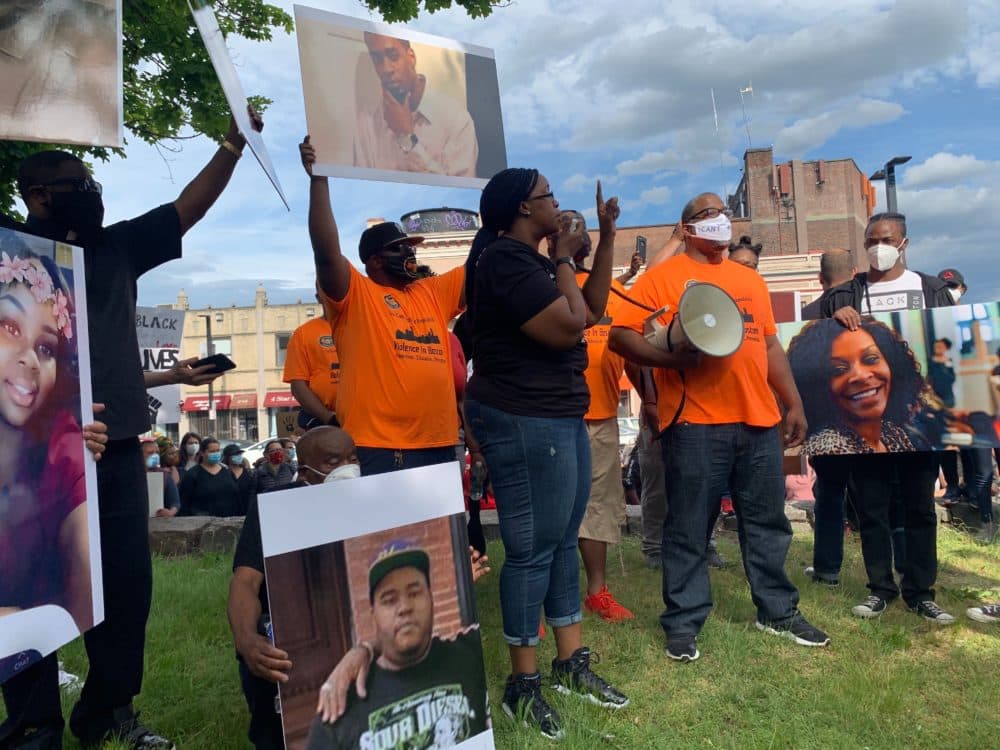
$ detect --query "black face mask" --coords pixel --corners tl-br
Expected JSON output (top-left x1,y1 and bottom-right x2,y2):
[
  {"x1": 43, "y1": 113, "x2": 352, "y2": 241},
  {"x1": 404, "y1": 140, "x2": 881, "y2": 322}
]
[
  {"x1": 48, "y1": 191, "x2": 105, "y2": 236},
  {"x1": 381, "y1": 250, "x2": 418, "y2": 280}
]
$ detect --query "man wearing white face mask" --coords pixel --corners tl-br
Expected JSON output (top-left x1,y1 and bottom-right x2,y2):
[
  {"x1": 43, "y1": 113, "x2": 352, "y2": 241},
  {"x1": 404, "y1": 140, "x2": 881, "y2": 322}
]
[
  {"x1": 937, "y1": 268, "x2": 967, "y2": 304},
  {"x1": 227, "y1": 426, "x2": 360, "y2": 749}
]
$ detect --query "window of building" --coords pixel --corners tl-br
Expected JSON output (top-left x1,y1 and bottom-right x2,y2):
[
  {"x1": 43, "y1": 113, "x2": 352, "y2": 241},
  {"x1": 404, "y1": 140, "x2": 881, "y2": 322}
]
[
  {"x1": 276, "y1": 333, "x2": 291, "y2": 367},
  {"x1": 199, "y1": 337, "x2": 232, "y2": 358}
]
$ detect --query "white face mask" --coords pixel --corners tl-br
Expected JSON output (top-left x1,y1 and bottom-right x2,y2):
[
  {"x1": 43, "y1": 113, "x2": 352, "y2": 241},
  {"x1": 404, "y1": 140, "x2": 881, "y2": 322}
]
[
  {"x1": 303, "y1": 462, "x2": 362, "y2": 483},
  {"x1": 948, "y1": 287, "x2": 963, "y2": 303},
  {"x1": 690, "y1": 214, "x2": 732, "y2": 243},
  {"x1": 866, "y1": 242, "x2": 902, "y2": 272},
  {"x1": 185, "y1": 443, "x2": 199, "y2": 457}
]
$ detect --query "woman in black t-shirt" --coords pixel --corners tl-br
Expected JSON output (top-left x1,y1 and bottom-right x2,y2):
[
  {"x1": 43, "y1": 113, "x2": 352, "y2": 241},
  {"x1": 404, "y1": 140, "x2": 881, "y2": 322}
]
[
  {"x1": 178, "y1": 436, "x2": 241, "y2": 517},
  {"x1": 463, "y1": 169, "x2": 628, "y2": 739}
]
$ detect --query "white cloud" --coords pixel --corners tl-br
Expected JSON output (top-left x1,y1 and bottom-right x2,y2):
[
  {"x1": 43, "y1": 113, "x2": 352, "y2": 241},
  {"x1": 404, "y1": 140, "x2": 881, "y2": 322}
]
[
  {"x1": 903, "y1": 152, "x2": 997, "y2": 188},
  {"x1": 639, "y1": 186, "x2": 671, "y2": 204},
  {"x1": 774, "y1": 99, "x2": 905, "y2": 157}
]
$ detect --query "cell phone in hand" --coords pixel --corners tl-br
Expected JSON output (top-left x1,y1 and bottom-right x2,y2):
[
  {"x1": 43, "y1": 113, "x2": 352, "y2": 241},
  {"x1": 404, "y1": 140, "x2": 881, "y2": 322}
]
[
  {"x1": 636, "y1": 235, "x2": 647, "y2": 263},
  {"x1": 191, "y1": 353, "x2": 236, "y2": 374}
]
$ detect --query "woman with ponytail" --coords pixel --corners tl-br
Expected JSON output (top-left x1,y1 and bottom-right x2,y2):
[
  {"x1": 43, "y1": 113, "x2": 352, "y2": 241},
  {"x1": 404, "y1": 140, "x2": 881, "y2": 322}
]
[{"x1": 463, "y1": 170, "x2": 628, "y2": 739}]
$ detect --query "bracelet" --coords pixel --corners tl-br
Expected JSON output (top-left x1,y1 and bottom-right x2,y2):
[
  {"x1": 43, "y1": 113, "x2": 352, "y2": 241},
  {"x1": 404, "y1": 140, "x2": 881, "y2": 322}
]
[{"x1": 221, "y1": 140, "x2": 244, "y2": 159}]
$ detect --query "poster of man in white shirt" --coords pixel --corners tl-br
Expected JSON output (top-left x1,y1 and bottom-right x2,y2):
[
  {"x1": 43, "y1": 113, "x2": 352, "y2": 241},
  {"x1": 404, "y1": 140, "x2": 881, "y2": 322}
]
[{"x1": 295, "y1": 5, "x2": 506, "y2": 189}]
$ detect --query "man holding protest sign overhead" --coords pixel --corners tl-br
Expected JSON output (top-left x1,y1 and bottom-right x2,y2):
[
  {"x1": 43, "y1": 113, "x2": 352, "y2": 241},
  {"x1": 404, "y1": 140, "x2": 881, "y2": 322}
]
[
  {"x1": 0, "y1": 112, "x2": 259, "y2": 750},
  {"x1": 300, "y1": 136, "x2": 467, "y2": 477}
]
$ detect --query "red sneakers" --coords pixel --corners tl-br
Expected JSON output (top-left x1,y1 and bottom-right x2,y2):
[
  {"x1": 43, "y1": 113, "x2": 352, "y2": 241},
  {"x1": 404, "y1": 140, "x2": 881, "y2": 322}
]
[{"x1": 584, "y1": 586, "x2": 635, "y2": 622}]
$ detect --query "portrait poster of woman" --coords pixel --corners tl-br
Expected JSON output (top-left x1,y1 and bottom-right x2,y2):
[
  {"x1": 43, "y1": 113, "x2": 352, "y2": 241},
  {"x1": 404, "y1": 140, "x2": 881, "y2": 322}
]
[
  {"x1": 780, "y1": 305, "x2": 1000, "y2": 456},
  {"x1": 0, "y1": 226, "x2": 101, "y2": 685}
]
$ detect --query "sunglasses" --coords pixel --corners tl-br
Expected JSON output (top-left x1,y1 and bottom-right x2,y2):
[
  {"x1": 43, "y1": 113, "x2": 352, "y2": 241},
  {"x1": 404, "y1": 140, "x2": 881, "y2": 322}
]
[{"x1": 32, "y1": 176, "x2": 103, "y2": 195}]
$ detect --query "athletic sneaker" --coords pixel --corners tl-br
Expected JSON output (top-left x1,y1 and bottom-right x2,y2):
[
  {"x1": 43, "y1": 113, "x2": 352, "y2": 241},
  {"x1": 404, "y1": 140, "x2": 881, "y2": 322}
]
[
  {"x1": 665, "y1": 635, "x2": 700, "y2": 662},
  {"x1": 1, "y1": 723, "x2": 63, "y2": 750},
  {"x1": 502, "y1": 672, "x2": 564, "y2": 741},
  {"x1": 911, "y1": 600, "x2": 956, "y2": 625},
  {"x1": 852, "y1": 595, "x2": 889, "y2": 619},
  {"x1": 804, "y1": 566, "x2": 839, "y2": 586},
  {"x1": 966, "y1": 603, "x2": 1000, "y2": 623},
  {"x1": 756, "y1": 610, "x2": 830, "y2": 647},
  {"x1": 584, "y1": 586, "x2": 635, "y2": 622},
  {"x1": 551, "y1": 647, "x2": 629, "y2": 709},
  {"x1": 81, "y1": 710, "x2": 175, "y2": 750},
  {"x1": 707, "y1": 546, "x2": 727, "y2": 569}
]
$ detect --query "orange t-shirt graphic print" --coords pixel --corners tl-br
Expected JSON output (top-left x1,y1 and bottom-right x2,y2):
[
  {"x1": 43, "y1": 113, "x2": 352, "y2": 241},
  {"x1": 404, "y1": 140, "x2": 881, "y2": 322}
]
[
  {"x1": 282, "y1": 317, "x2": 341, "y2": 411},
  {"x1": 319, "y1": 264, "x2": 465, "y2": 449},
  {"x1": 578, "y1": 273, "x2": 626, "y2": 421},
  {"x1": 614, "y1": 254, "x2": 781, "y2": 428}
]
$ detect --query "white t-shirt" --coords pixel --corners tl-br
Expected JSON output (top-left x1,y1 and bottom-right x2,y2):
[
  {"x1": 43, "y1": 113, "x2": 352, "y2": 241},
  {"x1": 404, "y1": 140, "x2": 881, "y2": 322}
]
[{"x1": 864, "y1": 269, "x2": 925, "y2": 313}]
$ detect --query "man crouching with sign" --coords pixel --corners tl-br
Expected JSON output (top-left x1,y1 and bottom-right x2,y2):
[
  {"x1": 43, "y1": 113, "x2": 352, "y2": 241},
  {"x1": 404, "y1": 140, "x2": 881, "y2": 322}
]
[
  {"x1": 609, "y1": 192, "x2": 828, "y2": 663},
  {"x1": 305, "y1": 543, "x2": 488, "y2": 750}
]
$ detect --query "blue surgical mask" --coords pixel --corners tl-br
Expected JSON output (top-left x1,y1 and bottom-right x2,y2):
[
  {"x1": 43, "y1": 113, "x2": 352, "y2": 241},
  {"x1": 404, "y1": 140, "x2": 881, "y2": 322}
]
[
  {"x1": 145, "y1": 454, "x2": 160, "y2": 469},
  {"x1": 286, "y1": 448, "x2": 297, "y2": 460},
  {"x1": 206, "y1": 451, "x2": 223, "y2": 465}
]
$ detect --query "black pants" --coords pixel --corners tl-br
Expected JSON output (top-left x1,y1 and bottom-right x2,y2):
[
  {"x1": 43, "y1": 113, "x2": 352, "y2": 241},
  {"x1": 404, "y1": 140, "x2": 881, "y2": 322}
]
[
  {"x1": 850, "y1": 452, "x2": 938, "y2": 607},
  {"x1": 238, "y1": 661, "x2": 283, "y2": 750},
  {"x1": 2, "y1": 439, "x2": 152, "y2": 743}
]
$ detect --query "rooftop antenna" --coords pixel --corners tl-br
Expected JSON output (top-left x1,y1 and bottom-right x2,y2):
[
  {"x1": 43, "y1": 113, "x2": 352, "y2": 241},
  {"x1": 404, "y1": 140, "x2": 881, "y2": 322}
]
[
  {"x1": 710, "y1": 88, "x2": 730, "y2": 199},
  {"x1": 738, "y1": 81, "x2": 754, "y2": 149}
]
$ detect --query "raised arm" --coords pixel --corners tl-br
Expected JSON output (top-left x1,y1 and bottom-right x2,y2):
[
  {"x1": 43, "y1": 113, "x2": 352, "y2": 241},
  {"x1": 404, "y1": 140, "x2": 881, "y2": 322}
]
[
  {"x1": 616, "y1": 252, "x2": 641, "y2": 285},
  {"x1": 300, "y1": 136, "x2": 351, "y2": 301},
  {"x1": 579, "y1": 181, "x2": 618, "y2": 326},
  {"x1": 174, "y1": 109, "x2": 263, "y2": 235}
]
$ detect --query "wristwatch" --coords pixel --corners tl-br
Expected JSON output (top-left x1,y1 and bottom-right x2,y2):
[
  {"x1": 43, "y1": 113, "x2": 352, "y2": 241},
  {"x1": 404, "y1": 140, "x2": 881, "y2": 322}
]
[
  {"x1": 555, "y1": 256, "x2": 576, "y2": 271},
  {"x1": 397, "y1": 133, "x2": 418, "y2": 154}
]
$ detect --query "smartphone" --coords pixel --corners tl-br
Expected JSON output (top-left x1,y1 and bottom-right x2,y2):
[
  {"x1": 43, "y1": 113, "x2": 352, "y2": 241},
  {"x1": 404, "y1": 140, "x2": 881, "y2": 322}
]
[
  {"x1": 636, "y1": 235, "x2": 647, "y2": 263},
  {"x1": 191, "y1": 353, "x2": 237, "y2": 374}
]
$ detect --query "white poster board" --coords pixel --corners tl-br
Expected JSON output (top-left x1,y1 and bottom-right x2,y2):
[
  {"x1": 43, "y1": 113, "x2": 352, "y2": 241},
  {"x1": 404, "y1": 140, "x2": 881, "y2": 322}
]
[
  {"x1": 146, "y1": 471, "x2": 164, "y2": 518},
  {"x1": 190, "y1": 0, "x2": 289, "y2": 209},
  {"x1": 0, "y1": 0, "x2": 123, "y2": 147},
  {"x1": 136, "y1": 306, "x2": 185, "y2": 427},
  {"x1": 0, "y1": 227, "x2": 102, "y2": 683}
]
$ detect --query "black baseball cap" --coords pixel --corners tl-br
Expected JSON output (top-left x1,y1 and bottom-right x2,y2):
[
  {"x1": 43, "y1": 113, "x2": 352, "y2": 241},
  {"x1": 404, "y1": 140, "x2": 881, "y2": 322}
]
[
  {"x1": 937, "y1": 268, "x2": 965, "y2": 288},
  {"x1": 222, "y1": 444, "x2": 244, "y2": 461},
  {"x1": 359, "y1": 222, "x2": 424, "y2": 263},
  {"x1": 368, "y1": 540, "x2": 430, "y2": 602}
]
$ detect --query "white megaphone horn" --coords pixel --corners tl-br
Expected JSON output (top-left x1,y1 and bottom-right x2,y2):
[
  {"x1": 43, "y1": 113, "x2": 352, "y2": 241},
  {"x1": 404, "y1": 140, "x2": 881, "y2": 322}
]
[{"x1": 643, "y1": 282, "x2": 745, "y2": 357}]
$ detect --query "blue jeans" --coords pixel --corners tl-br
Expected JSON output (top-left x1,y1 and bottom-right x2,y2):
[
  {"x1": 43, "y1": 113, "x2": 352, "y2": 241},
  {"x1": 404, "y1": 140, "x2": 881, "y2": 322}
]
[
  {"x1": 965, "y1": 447, "x2": 996, "y2": 523},
  {"x1": 465, "y1": 399, "x2": 590, "y2": 646},
  {"x1": 660, "y1": 423, "x2": 799, "y2": 638},
  {"x1": 356, "y1": 446, "x2": 457, "y2": 476}
]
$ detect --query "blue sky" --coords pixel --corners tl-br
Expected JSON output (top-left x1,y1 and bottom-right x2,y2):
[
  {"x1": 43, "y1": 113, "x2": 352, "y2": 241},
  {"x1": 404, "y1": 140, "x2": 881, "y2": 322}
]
[{"x1": 58, "y1": 0, "x2": 999, "y2": 308}]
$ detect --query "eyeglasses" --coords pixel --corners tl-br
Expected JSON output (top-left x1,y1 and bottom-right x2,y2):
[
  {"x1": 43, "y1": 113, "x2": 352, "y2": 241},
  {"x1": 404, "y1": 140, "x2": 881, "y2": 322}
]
[
  {"x1": 32, "y1": 176, "x2": 103, "y2": 195},
  {"x1": 525, "y1": 192, "x2": 555, "y2": 202},
  {"x1": 687, "y1": 206, "x2": 732, "y2": 222}
]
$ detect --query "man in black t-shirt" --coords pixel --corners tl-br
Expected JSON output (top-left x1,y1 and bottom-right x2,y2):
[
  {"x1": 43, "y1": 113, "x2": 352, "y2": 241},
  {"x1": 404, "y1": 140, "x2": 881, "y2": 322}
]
[
  {"x1": 305, "y1": 543, "x2": 489, "y2": 750},
  {"x1": 1, "y1": 113, "x2": 259, "y2": 750}
]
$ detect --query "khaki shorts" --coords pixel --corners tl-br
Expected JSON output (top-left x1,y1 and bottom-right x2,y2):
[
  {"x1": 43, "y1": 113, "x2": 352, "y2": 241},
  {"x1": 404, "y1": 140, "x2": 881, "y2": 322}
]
[{"x1": 578, "y1": 417, "x2": 625, "y2": 544}]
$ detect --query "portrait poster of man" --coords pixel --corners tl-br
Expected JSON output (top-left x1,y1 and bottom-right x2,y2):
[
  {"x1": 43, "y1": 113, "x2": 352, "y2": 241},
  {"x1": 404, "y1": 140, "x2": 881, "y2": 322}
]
[
  {"x1": 0, "y1": 227, "x2": 102, "y2": 684},
  {"x1": 259, "y1": 462, "x2": 494, "y2": 750},
  {"x1": 0, "y1": 0, "x2": 123, "y2": 147},
  {"x1": 135, "y1": 305, "x2": 185, "y2": 428},
  {"x1": 190, "y1": 0, "x2": 289, "y2": 209},
  {"x1": 294, "y1": 5, "x2": 507, "y2": 189},
  {"x1": 779, "y1": 302, "x2": 1000, "y2": 456}
]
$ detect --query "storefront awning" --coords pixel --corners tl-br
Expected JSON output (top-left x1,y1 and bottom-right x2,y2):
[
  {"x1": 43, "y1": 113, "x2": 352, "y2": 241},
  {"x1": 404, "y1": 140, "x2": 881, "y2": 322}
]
[
  {"x1": 181, "y1": 395, "x2": 232, "y2": 412},
  {"x1": 230, "y1": 393, "x2": 258, "y2": 410},
  {"x1": 263, "y1": 391, "x2": 300, "y2": 408}
]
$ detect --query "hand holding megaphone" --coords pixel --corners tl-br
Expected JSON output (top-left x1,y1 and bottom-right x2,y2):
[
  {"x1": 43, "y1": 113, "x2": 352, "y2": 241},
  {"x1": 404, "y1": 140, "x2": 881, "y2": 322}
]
[{"x1": 643, "y1": 283, "x2": 745, "y2": 360}]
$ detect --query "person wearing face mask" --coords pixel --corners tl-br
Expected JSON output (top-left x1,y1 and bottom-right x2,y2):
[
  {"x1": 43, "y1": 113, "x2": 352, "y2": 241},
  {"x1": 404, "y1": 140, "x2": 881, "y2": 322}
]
[
  {"x1": 177, "y1": 437, "x2": 241, "y2": 518},
  {"x1": 4, "y1": 110, "x2": 259, "y2": 749},
  {"x1": 142, "y1": 440, "x2": 180, "y2": 518},
  {"x1": 280, "y1": 438, "x2": 298, "y2": 473},
  {"x1": 299, "y1": 137, "x2": 467, "y2": 477},
  {"x1": 255, "y1": 440, "x2": 295, "y2": 495},
  {"x1": 222, "y1": 444, "x2": 255, "y2": 517},
  {"x1": 937, "y1": 268, "x2": 967, "y2": 304},
  {"x1": 611, "y1": 192, "x2": 829, "y2": 662},
  {"x1": 177, "y1": 431, "x2": 203, "y2": 481},
  {"x1": 813, "y1": 212, "x2": 957, "y2": 625}
]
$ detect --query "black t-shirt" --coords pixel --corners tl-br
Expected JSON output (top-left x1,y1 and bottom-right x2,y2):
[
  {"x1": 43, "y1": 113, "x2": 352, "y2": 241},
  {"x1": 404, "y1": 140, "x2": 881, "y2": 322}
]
[
  {"x1": 466, "y1": 238, "x2": 589, "y2": 417},
  {"x1": 179, "y1": 465, "x2": 242, "y2": 517},
  {"x1": 232, "y1": 468, "x2": 256, "y2": 516},
  {"x1": 24, "y1": 205, "x2": 182, "y2": 440},
  {"x1": 305, "y1": 629, "x2": 490, "y2": 750},
  {"x1": 233, "y1": 494, "x2": 269, "y2": 615}
]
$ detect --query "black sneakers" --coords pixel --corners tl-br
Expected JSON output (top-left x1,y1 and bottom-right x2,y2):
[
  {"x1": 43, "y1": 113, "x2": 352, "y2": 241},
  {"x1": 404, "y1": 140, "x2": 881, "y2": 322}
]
[
  {"x1": 551, "y1": 647, "x2": 630, "y2": 709},
  {"x1": 852, "y1": 594, "x2": 889, "y2": 619},
  {"x1": 756, "y1": 610, "x2": 830, "y2": 647},
  {"x1": 966, "y1": 603, "x2": 1000, "y2": 623},
  {"x1": 1, "y1": 723, "x2": 63, "y2": 750},
  {"x1": 665, "y1": 635, "x2": 700, "y2": 662},
  {"x1": 502, "y1": 672, "x2": 564, "y2": 741},
  {"x1": 911, "y1": 600, "x2": 956, "y2": 625},
  {"x1": 80, "y1": 710, "x2": 175, "y2": 750}
]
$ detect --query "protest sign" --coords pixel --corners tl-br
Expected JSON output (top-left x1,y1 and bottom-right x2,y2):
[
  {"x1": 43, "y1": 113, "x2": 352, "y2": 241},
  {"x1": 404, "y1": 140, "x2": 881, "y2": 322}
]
[
  {"x1": 189, "y1": 0, "x2": 289, "y2": 209},
  {"x1": 0, "y1": 0, "x2": 123, "y2": 147},
  {"x1": 0, "y1": 227, "x2": 102, "y2": 684},
  {"x1": 260, "y1": 463, "x2": 494, "y2": 750},
  {"x1": 295, "y1": 5, "x2": 507, "y2": 189},
  {"x1": 779, "y1": 302, "x2": 1000, "y2": 456},
  {"x1": 136, "y1": 306, "x2": 186, "y2": 427}
]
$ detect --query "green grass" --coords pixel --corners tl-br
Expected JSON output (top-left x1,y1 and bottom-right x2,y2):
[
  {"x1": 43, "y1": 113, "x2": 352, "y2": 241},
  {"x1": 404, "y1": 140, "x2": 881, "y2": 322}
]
[{"x1": 3, "y1": 527, "x2": 999, "y2": 749}]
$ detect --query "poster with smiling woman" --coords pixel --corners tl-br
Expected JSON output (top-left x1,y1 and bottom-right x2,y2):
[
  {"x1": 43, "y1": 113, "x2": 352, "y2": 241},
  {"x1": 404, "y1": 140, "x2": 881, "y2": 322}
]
[
  {"x1": 779, "y1": 304, "x2": 1000, "y2": 456},
  {"x1": 0, "y1": 226, "x2": 101, "y2": 685}
]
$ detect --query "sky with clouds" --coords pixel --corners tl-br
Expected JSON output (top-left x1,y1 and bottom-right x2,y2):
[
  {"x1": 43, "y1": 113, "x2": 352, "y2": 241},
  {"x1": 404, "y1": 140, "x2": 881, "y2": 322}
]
[{"x1": 50, "y1": 0, "x2": 1000, "y2": 307}]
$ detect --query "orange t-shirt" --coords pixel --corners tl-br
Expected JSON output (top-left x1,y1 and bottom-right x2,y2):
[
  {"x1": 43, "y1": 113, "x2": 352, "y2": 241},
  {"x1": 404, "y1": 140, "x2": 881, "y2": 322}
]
[
  {"x1": 282, "y1": 317, "x2": 341, "y2": 412},
  {"x1": 613, "y1": 253, "x2": 781, "y2": 428},
  {"x1": 319, "y1": 264, "x2": 465, "y2": 449},
  {"x1": 578, "y1": 273, "x2": 626, "y2": 421}
]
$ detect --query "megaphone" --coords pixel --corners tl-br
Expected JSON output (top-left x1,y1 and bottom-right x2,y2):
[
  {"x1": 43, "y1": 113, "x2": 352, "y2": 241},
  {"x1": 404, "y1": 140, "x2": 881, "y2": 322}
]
[{"x1": 643, "y1": 282, "x2": 745, "y2": 357}]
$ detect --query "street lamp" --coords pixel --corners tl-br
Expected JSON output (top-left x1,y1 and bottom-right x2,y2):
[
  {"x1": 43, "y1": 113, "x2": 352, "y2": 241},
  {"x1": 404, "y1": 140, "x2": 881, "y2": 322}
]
[
  {"x1": 869, "y1": 155, "x2": 911, "y2": 214},
  {"x1": 198, "y1": 313, "x2": 215, "y2": 428}
]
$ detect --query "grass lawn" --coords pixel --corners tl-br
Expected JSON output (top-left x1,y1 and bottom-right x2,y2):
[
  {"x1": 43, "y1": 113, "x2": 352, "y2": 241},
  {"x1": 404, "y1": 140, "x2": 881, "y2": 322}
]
[{"x1": 4, "y1": 525, "x2": 998, "y2": 749}]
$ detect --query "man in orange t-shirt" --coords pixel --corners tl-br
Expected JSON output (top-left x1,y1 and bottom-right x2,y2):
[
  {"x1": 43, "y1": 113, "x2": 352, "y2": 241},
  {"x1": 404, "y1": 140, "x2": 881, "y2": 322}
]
[
  {"x1": 300, "y1": 136, "x2": 464, "y2": 475},
  {"x1": 283, "y1": 314, "x2": 341, "y2": 430},
  {"x1": 610, "y1": 192, "x2": 828, "y2": 661}
]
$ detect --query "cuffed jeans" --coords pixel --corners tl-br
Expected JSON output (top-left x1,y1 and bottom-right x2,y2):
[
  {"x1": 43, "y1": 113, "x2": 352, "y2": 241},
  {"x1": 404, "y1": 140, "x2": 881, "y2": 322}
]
[
  {"x1": 659, "y1": 423, "x2": 799, "y2": 638},
  {"x1": 465, "y1": 399, "x2": 589, "y2": 646}
]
